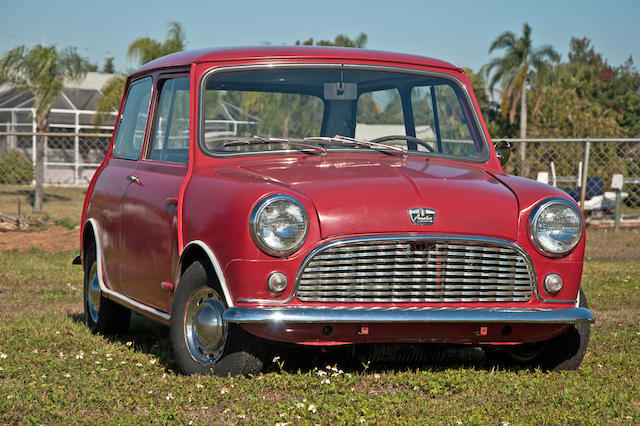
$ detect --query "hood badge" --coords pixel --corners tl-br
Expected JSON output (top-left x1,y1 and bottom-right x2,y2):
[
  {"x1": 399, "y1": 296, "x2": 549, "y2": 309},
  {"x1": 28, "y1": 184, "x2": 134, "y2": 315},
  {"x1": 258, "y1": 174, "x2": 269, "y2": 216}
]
[{"x1": 409, "y1": 208, "x2": 436, "y2": 225}]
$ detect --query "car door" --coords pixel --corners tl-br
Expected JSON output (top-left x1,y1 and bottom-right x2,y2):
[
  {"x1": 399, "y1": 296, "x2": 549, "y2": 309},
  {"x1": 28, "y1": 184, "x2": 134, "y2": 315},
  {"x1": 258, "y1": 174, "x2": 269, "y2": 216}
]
[
  {"x1": 118, "y1": 75, "x2": 190, "y2": 312},
  {"x1": 92, "y1": 76, "x2": 153, "y2": 294}
]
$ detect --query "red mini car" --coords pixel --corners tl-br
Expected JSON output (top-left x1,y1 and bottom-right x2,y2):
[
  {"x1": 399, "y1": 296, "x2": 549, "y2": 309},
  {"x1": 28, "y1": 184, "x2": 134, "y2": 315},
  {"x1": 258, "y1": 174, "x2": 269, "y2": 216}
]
[{"x1": 78, "y1": 46, "x2": 594, "y2": 375}]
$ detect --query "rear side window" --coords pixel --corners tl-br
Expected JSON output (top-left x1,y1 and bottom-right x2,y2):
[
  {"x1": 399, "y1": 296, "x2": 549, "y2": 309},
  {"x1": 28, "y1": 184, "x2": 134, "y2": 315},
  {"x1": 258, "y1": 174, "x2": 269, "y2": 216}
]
[
  {"x1": 148, "y1": 77, "x2": 190, "y2": 164},
  {"x1": 113, "y1": 77, "x2": 152, "y2": 160}
]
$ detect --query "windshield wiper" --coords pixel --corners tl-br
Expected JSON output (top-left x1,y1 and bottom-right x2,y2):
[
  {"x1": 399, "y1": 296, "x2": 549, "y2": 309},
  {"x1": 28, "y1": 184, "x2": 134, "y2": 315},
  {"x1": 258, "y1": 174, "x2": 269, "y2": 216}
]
[
  {"x1": 304, "y1": 135, "x2": 407, "y2": 158},
  {"x1": 224, "y1": 135, "x2": 327, "y2": 155}
]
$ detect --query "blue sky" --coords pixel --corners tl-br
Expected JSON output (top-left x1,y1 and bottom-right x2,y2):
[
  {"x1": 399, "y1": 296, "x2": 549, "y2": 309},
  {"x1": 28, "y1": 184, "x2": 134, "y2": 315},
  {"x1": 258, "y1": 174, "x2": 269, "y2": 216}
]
[{"x1": 1, "y1": 0, "x2": 638, "y2": 74}]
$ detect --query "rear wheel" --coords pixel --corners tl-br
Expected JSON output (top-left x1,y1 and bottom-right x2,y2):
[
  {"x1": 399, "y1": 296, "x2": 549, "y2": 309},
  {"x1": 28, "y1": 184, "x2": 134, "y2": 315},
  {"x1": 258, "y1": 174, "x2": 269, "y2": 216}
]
[
  {"x1": 83, "y1": 244, "x2": 130, "y2": 335},
  {"x1": 170, "y1": 260, "x2": 264, "y2": 376}
]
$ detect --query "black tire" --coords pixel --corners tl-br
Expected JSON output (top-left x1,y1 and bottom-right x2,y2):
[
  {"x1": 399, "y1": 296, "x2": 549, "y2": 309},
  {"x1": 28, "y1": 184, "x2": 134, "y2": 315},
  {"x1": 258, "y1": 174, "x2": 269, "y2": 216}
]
[
  {"x1": 485, "y1": 290, "x2": 591, "y2": 371},
  {"x1": 170, "y1": 260, "x2": 264, "y2": 376},
  {"x1": 83, "y1": 243, "x2": 130, "y2": 335},
  {"x1": 538, "y1": 289, "x2": 591, "y2": 370}
]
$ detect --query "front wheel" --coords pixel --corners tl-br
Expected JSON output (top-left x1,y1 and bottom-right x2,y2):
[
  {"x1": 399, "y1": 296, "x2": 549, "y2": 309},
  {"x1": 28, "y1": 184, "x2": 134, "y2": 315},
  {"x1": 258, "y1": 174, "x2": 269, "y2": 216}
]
[
  {"x1": 170, "y1": 260, "x2": 264, "y2": 376},
  {"x1": 486, "y1": 290, "x2": 591, "y2": 371}
]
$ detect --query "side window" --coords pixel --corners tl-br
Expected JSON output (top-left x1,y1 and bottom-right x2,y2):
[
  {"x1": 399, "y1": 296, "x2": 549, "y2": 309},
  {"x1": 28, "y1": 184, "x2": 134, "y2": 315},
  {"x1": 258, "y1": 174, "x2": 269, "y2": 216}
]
[
  {"x1": 355, "y1": 89, "x2": 405, "y2": 141},
  {"x1": 412, "y1": 84, "x2": 476, "y2": 156},
  {"x1": 113, "y1": 77, "x2": 152, "y2": 160},
  {"x1": 148, "y1": 77, "x2": 190, "y2": 164}
]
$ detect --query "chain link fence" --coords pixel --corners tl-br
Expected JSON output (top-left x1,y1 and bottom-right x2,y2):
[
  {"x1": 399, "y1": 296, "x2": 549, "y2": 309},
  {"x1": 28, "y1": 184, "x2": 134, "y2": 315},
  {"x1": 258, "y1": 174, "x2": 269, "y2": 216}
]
[
  {"x1": 0, "y1": 132, "x2": 639, "y2": 223},
  {"x1": 502, "y1": 139, "x2": 640, "y2": 212},
  {"x1": 0, "y1": 130, "x2": 112, "y2": 185}
]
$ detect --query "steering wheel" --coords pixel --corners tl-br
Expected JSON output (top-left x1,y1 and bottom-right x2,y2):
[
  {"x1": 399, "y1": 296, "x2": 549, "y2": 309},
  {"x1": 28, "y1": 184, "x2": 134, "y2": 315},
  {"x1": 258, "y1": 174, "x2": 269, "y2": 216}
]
[{"x1": 371, "y1": 135, "x2": 435, "y2": 152}]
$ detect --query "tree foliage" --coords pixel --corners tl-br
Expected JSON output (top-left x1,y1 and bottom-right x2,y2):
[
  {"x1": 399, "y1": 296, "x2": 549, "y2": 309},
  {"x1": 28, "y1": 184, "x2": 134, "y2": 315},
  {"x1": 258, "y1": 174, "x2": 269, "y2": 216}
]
[
  {"x1": 295, "y1": 33, "x2": 368, "y2": 48},
  {"x1": 0, "y1": 44, "x2": 89, "y2": 212}
]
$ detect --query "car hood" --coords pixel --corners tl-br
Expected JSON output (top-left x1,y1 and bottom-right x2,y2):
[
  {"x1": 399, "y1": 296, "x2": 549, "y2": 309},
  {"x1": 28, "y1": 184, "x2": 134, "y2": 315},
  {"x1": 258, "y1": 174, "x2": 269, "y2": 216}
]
[{"x1": 239, "y1": 156, "x2": 518, "y2": 240}]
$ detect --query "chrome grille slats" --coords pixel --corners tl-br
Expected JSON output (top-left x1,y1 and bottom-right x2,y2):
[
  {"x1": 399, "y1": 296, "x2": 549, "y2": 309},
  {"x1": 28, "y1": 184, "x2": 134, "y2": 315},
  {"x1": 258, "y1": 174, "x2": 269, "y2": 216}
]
[{"x1": 296, "y1": 238, "x2": 535, "y2": 303}]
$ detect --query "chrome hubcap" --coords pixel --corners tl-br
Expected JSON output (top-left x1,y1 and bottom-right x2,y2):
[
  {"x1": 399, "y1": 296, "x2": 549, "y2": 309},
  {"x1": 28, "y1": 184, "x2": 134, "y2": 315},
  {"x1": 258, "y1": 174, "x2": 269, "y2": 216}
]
[
  {"x1": 87, "y1": 263, "x2": 101, "y2": 323},
  {"x1": 185, "y1": 287, "x2": 227, "y2": 365}
]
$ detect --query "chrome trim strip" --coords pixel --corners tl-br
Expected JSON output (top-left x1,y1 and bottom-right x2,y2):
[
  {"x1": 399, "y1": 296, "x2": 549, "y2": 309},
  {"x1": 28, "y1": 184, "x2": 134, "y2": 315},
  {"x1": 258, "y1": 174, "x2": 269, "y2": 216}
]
[
  {"x1": 237, "y1": 235, "x2": 539, "y2": 304},
  {"x1": 197, "y1": 63, "x2": 490, "y2": 163},
  {"x1": 86, "y1": 218, "x2": 171, "y2": 322},
  {"x1": 223, "y1": 306, "x2": 594, "y2": 325},
  {"x1": 179, "y1": 240, "x2": 234, "y2": 307}
]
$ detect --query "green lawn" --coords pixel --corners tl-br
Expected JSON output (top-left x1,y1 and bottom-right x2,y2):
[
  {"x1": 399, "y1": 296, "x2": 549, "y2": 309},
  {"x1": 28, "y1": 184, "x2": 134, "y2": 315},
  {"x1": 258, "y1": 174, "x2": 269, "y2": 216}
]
[
  {"x1": 0, "y1": 184, "x2": 86, "y2": 226},
  {"x1": 0, "y1": 231, "x2": 638, "y2": 424}
]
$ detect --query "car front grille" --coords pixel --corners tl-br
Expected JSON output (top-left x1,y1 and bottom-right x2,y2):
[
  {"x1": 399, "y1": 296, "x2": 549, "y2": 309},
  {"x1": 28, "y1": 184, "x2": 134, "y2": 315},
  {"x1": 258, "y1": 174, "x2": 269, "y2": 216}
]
[{"x1": 296, "y1": 237, "x2": 535, "y2": 303}]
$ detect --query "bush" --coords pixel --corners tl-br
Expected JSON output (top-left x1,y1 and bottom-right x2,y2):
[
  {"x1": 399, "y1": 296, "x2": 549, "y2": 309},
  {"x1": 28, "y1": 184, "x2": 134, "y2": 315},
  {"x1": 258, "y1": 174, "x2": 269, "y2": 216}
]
[{"x1": 0, "y1": 150, "x2": 34, "y2": 184}]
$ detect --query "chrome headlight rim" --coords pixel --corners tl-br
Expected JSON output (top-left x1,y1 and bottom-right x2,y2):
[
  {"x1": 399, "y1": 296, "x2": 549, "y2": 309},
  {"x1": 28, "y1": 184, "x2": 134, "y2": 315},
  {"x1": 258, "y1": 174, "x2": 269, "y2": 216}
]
[
  {"x1": 529, "y1": 197, "x2": 584, "y2": 258},
  {"x1": 250, "y1": 193, "x2": 309, "y2": 257}
]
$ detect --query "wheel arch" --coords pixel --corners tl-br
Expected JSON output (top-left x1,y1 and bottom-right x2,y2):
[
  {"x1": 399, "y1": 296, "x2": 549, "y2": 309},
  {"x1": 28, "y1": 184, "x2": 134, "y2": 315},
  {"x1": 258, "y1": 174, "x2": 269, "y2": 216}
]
[{"x1": 177, "y1": 240, "x2": 234, "y2": 307}]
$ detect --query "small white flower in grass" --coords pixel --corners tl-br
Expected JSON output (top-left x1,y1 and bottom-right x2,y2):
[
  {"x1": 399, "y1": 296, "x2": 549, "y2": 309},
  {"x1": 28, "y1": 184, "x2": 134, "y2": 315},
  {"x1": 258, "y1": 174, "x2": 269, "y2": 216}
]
[
  {"x1": 55, "y1": 331, "x2": 60, "y2": 335},
  {"x1": 196, "y1": 383, "x2": 204, "y2": 389},
  {"x1": 296, "y1": 402, "x2": 305, "y2": 408},
  {"x1": 58, "y1": 352, "x2": 64, "y2": 359},
  {"x1": 32, "y1": 349, "x2": 38, "y2": 354},
  {"x1": 120, "y1": 361, "x2": 126, "y2": 365},
  {"x1": 626, "y1": 416, "x2": 633, "y2": 420},
  {"x1": 7, "y1": 395, "x2": 12, "y2": 400},
  {"x1": 0, "y1": 367, "x2": 4, "y2": 372},
  {"x1": 64, "y1": 373, "x2": 71, "y2": 378},
  {"x1": 238, "y1": 414, "x2": 246, "y2": 419},
  {"x1": 41, "y1": 374, "x2": 46, "y2": 378},
  {"x1": 279, "y1": 412, "x2": 286, "y2": 417},
  {"x1": 148, "y1": 390, "x2": 153, "y2": 394},
  {"x1": 456, "y1": 420, "x2": 462, "y2": 425},
  {"x1": 166, "y1": 393, "x2": 174, "y2": 400},
  {"x1": 220, "y1": 387, "x2": 229, "y2": 394},
  {"x1": 272, "y1": 356, "x2": 280, "y2": 363},
  {"x1": 502, "y1": 422, "x2": 510, "y2": 426},
  {"x1": 321, "y1": 378, "x2": 330, "y2": 385},
  {"x1": 374, "y1": 373, "x2": 380, "y2": 379},
  {"x1": 231, "y1": 384, "x2": 235, "y2": 388},
  {"x1": 359, "y1": 416, "x2": 366, "y2": 423},
  {"x1": 95, "y1": 361, "x2": 101, "y2": 365},
  {"x1": 126, "y1": 341, "x2": 132, "y2": 347},
  {"x1": 100, "y1": 368, "x2": 107, "y2": 371},
  {"x1": 316, "y1": 370, "x2": 327, "y2": 376},
  {"x1": 150, "y1": 359, "x2": 157, "y2": 365},
  {"x1": 136, "y1": 363, "x2": 142, "y2": 367},
  {"x1": 223, "y1": 408, "x2": 231, "y2": 414},
  {"x1": 308, "y1": 404, "x2": 317, "y2": 413},
  {"x1": 325, "y1": 365, "x2": 331, "y2": 370},
  {"x1": 162, "y1": 373, "x2": 167, "y2": 379},
  {"x1": 91, "y1": 350, "x2": 98, "y2": 355}
]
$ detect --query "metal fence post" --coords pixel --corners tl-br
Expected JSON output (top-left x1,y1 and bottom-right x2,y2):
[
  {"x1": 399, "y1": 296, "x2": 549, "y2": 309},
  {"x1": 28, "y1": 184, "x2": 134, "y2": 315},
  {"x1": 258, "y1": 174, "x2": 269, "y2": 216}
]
[
  {"x1": 74, "y1": 112, "x2": 80, "y2": 185},
  {"x1": 579, "y1": 138, "x2": 591, "y2": 211},
  {"x1": 31, "y1": 110, "x2": 36, "y2": 186}
]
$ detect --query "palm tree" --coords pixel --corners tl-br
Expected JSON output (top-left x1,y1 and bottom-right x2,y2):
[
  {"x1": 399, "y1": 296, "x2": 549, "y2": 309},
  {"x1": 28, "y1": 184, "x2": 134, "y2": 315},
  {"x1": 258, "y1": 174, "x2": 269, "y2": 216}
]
[
  {"x1": 94, "y1": 22, "x2": 186, "y2": 126},
  {"x1": 126, "y1": 21, "x2": 186, "y2": 65},
  {"x1": 484, "y1": 23, "x2": 559, "y2": 175},
  {"x1": 0, "y1": 45, "x2": 89, "y2": 212}
]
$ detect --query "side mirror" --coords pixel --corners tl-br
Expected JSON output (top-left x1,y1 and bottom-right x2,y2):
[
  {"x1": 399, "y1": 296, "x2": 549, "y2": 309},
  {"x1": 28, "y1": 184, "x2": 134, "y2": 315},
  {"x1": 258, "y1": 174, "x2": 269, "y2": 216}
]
[{"x1": 494, "y1": 140, "x2": 511, "y2": 167}]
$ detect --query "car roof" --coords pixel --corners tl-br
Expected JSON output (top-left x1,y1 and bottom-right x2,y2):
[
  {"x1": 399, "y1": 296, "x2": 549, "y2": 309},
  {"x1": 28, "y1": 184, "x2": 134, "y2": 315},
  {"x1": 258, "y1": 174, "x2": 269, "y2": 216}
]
[{"x1": 136, "y1": 46, "x2": 461, "y2": 74}]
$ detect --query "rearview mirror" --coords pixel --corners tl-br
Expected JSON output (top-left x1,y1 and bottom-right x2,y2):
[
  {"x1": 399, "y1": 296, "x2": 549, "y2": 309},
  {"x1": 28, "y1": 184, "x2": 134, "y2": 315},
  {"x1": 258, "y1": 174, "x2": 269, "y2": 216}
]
[{"x1": 494, "y1": 140, "x2": 511, "y2": 166}]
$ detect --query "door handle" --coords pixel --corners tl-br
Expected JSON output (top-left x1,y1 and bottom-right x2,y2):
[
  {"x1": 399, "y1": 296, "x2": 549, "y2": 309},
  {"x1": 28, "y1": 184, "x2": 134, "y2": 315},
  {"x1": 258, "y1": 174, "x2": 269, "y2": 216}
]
[{"x1": 125, "y1": 175, "x2": 143, "y2": 186}]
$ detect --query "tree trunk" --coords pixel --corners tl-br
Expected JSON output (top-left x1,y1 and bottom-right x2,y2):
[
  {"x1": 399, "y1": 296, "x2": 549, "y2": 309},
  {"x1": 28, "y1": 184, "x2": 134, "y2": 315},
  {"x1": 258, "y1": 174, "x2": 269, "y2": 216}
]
[
  {"x1": 32, "y1": 115, "x2": 48, "y2": 213},
  {"x1": 519, "y1": 80, "x2": 527, "y2": 177}
]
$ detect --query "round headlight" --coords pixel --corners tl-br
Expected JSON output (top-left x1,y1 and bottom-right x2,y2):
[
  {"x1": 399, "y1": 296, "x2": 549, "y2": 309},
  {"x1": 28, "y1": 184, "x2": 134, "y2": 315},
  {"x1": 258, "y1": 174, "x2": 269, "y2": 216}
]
[
  {"x1": 529, "y1": 198, "x2": 583, "y2": 257},
  {"x1": 250, "y1": 194, "x2": 309, "y2": 257}
]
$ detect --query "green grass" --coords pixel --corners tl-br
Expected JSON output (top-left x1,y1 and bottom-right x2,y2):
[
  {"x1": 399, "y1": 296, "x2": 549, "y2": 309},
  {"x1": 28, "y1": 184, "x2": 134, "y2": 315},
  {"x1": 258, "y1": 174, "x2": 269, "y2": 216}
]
[
  {"x1": 1, "y1": 232, "x2": 639, "y2": 424},
  {"x1": 0, "y1": 184, "x2": 86, "y2": 226}
]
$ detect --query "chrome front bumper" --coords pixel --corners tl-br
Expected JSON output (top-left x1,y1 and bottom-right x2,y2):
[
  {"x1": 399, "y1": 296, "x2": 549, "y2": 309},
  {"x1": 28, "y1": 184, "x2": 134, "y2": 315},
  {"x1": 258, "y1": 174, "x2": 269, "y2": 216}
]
[{"x1": 223, "y1": 306, "x2": 594, "y2": 325}]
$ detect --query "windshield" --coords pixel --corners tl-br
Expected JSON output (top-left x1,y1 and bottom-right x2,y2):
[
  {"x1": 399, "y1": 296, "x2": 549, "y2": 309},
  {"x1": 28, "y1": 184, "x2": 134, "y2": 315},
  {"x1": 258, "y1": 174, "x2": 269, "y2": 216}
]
[{"x1": 200, "y1": 67, "x2": 487, "y2": 160}]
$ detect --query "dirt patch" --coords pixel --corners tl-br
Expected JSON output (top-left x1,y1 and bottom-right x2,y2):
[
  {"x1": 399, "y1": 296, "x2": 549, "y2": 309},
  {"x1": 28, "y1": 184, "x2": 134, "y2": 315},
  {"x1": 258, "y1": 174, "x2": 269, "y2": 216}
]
[{"x1": 0, "y1": 226, "x2": 79, "y2": 253}]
